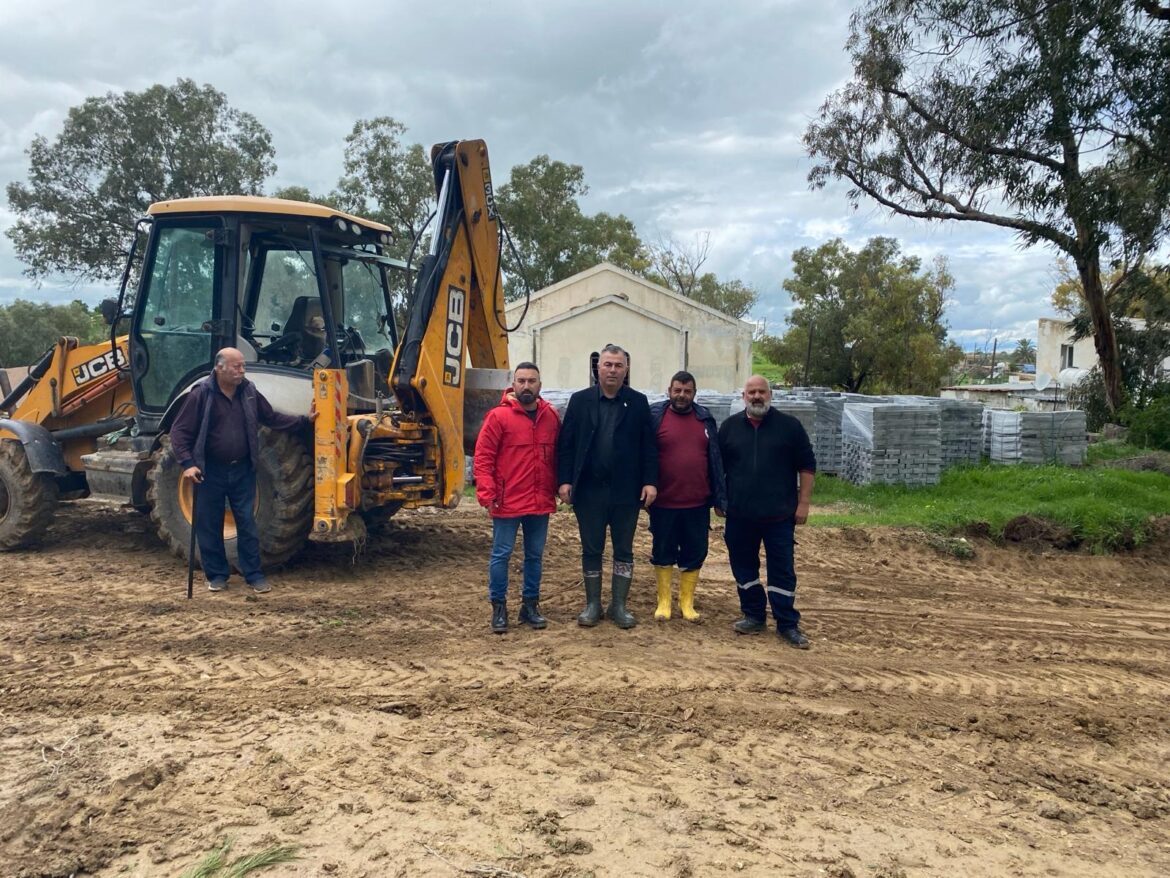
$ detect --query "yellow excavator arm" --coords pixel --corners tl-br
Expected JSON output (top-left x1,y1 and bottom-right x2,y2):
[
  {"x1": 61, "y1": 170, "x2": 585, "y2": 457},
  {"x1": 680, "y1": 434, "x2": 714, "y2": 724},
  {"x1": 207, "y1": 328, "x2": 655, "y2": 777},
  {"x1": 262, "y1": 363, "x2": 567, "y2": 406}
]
[
  {"x1": 390, "y1": 139, "x2": 510, "y2": 496},
  {"x1": 311, "y1": 139, "x2": 510, "y2": 541}
]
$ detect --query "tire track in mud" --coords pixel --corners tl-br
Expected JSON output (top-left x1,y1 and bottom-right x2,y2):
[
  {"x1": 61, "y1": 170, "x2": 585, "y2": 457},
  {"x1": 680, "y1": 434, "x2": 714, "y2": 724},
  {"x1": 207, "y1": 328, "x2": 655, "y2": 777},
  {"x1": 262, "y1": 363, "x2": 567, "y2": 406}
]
[{"x1": 8, "y1": 637, "x2": 1170, "y2": 706}]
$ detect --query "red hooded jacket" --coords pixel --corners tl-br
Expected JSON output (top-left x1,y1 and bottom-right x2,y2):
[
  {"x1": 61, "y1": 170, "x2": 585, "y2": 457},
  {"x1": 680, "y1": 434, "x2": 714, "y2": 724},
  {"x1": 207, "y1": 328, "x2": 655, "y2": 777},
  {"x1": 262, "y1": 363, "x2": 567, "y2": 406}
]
[{"x1": 473, "y1": 391, "x2": 560, "y2": 518}]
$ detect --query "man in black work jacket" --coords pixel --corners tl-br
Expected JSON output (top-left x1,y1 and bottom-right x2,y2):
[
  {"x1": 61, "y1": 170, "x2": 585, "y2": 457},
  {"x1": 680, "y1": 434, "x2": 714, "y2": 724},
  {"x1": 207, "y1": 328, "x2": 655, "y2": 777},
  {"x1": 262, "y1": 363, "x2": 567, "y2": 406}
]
[
  {"x1": 556, "y1": 344, "x2": 658, "y2": 629},
  {"x1": 170, "y1": 347, "x2": 314, "y2": 594},
  {"x1": 718, "y1": 374, "x2": 816, "y2": 648}
]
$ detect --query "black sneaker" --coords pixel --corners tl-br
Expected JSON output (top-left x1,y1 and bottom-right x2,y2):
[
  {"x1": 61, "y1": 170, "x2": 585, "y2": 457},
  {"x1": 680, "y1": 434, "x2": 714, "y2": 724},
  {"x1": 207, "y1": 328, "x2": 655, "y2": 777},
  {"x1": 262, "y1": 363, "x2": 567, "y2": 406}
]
[
  {"x1": 248, "y1": 577, "x2": 271, "y2": 594},
  {"x1": 733, "y1": 616, "x2": 766, "y2": 634},
  {"x1": 207, "y1": 578, "x2": 228, "y2": 592},
  {"x1": 778, "y1": 626, "x2": 810, "y2": 649}
]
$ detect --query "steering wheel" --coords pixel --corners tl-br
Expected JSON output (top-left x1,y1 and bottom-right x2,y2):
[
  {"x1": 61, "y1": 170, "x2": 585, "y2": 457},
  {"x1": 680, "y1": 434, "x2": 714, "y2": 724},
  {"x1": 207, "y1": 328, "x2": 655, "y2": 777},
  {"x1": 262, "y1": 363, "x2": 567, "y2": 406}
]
[{"x1": 337, "y1": 326, "x2": 366, "y2": 357}]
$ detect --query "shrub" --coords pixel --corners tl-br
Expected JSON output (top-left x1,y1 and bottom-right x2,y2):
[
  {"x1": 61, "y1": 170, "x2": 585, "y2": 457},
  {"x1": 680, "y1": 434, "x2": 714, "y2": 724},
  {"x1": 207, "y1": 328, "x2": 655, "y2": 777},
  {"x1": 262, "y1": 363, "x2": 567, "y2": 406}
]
[{"x1": 1124, "y1": 392, "x2": 1170, "y2": 451}]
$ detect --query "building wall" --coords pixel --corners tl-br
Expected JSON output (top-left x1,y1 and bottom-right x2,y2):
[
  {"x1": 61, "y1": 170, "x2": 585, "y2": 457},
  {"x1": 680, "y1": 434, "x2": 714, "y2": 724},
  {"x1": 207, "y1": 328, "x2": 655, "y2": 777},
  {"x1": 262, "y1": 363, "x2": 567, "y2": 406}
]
[
  {"x1": 535, "y1": 302, "x2": 683, "y2": 390},
  {"x1": 941, "y1": 385, "x2": 1064, "y2": 411},
  {"x1": 1036, "y1": 317, "x2": 1097, "y2": 380},
  {"x1": 505, "y1": 264, "x2": 753, "y2": 392},
  {"x1": 1036, "y1": 316, "x2": 1170, "y2": 381}
]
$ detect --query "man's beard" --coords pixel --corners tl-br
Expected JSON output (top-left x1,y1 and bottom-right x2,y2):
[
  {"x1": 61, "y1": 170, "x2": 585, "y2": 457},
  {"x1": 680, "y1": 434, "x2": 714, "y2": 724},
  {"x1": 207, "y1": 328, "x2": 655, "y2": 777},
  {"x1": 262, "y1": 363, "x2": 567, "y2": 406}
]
[
  {"x1": 670, "y1": 399, "x2": 693, "y2": 413},
  {"x1": 517, "y1": 389, "x2": 536, "y2": 405},
  {"x1": 745, "y1": 401, "x2": 770, "y2": 418}
]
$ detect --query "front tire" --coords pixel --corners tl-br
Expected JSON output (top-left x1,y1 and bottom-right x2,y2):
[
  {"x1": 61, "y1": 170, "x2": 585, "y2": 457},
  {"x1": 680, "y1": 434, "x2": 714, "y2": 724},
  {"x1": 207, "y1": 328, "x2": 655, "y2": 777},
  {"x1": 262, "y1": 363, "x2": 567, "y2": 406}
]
[
  {"x1": 148, "y1": 428, "x2": 313, "y2": 570},
  {"x1": 0, "y1": 439, "x2": 59, "y2": 551}
]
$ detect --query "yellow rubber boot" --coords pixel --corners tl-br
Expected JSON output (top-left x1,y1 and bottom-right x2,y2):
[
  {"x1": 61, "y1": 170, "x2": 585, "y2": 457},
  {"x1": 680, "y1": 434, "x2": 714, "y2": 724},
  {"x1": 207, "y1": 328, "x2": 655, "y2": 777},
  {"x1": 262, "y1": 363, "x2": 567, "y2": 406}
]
[
  {"x1": 679, "y1": 569, "x2": 701, "y2": 622},
  {"x1": 653, "y1": 565, "x2": 673, "y2": 620}
]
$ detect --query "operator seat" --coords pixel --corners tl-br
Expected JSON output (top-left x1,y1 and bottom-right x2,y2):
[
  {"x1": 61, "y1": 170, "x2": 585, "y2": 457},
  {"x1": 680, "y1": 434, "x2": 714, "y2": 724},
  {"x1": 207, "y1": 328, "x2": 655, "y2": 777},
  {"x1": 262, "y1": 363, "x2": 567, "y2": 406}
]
[
  {"x1": 282, "y1": 296, "x2": 325, "y2": 362},
  {"x1": 283, "y1": 296, "x2": 323, "y2": 338}
]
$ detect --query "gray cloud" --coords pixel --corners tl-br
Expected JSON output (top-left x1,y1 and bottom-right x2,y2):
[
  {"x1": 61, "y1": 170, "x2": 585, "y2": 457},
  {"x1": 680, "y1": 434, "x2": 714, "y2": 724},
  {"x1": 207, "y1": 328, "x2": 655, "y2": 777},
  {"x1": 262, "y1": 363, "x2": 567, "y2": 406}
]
[{"x1": 0, "y1": 0, "x2": 1062, "y2": 346}]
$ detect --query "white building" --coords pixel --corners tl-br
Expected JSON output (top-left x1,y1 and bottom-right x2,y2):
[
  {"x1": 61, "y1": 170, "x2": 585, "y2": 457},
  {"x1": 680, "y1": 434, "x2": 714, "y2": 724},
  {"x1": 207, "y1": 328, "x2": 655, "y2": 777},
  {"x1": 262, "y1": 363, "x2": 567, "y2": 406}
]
[
  {"x1": 504, "y1": 263, "x2": 754, "y2": 392},
  {"x1": 1037, "y1": 316, "x2": 1170, "y2": 382}
]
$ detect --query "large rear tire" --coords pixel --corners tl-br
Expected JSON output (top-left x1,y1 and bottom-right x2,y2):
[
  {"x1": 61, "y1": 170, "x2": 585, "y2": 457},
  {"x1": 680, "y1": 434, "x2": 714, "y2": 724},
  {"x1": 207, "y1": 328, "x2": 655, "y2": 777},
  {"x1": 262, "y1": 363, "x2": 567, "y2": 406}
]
[
  {"x1": 0, "y1": 439, "x2": 59, "y2": 551},
  {"x1": 148, "y1": 428, "x2": 313, "y2": 570}
]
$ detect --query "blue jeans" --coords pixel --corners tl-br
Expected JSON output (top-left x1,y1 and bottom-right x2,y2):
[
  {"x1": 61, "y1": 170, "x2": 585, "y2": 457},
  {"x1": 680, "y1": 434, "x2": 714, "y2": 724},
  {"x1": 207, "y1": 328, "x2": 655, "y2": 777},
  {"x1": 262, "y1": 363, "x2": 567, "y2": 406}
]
[
  {"x1": 488, "y1": 514, "x2": 550, "y2": 602},
  {"x1": 723, "y1": 516, "x2": 800, "y2": 630},
  {"x1": 196, "y1": 459, "x2": 263, "y2": 584}
]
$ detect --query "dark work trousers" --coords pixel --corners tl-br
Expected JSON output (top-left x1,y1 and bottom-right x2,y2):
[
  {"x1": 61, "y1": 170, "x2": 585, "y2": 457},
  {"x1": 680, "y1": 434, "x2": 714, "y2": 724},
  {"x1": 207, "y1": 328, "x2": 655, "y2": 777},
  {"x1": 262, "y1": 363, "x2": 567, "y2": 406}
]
[
  {"x1": 196, "y1": 459, "x2": 263, "y2": 584},
  {"x1": 722, "y1": 515, "x2": 800, "y2": 629},
  {"x1": 648, "y1": 505, "x2": 710, "y2": 570},
  {"x1": 572, "y1": 485, "x2": 640, "y2": 575}
]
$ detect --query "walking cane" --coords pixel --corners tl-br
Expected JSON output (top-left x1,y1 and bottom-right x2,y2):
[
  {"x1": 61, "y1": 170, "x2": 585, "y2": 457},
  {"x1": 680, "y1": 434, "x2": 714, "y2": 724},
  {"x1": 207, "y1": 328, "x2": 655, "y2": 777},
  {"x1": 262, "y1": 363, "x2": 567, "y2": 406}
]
[{"x1": 186, "y1": 479, "x2": 199, "y2": 600}]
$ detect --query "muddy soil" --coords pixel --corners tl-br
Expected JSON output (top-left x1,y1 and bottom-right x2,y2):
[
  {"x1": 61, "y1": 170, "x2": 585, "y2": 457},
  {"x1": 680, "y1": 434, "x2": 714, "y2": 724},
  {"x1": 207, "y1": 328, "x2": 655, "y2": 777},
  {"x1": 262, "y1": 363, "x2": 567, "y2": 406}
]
[{"x1": 1, "y1": 500, "x2": 1168, "y2": 877}]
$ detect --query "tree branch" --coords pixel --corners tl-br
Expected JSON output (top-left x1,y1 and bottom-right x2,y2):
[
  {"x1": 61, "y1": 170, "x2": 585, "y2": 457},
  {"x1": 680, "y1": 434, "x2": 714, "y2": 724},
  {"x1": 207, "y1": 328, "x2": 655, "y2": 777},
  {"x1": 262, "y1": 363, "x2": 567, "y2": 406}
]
[{"x1": 885, "y1": 86, "x2": 1066, "y2": 174}]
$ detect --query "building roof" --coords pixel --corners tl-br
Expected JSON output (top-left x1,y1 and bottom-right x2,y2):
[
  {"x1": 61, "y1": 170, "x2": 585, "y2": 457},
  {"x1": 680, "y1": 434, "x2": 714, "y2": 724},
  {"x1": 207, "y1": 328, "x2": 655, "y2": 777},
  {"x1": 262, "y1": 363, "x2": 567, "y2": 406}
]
[{"x1": 504, "y1": 261, "x2": 754, "y2": 330}]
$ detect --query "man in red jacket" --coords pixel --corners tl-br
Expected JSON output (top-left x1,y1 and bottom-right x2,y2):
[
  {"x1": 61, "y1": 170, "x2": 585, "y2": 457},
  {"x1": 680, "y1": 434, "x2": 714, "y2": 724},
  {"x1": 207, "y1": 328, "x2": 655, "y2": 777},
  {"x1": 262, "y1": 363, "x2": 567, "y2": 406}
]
[{"x1": 473, "y1": 362, "x2": 560, "y2": 633}]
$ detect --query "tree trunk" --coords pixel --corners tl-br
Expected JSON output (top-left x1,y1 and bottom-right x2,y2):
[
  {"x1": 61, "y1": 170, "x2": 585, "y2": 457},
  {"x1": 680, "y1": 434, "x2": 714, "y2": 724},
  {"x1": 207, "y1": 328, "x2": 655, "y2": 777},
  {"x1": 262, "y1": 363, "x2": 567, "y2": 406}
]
[{"x1": 1075, "y1": 255, "x2": 1123, "y2": 413}]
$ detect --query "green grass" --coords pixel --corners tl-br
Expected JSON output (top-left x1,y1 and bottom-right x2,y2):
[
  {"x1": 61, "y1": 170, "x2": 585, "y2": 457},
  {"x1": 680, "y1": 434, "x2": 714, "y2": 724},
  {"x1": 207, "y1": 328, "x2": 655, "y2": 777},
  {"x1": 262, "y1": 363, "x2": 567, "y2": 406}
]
[
  {"x1": 1085, "y1": 439, "x2": 1170, "y2": 464},
  {"x1": 751, "y1": 350, "x2": 788, "y2": 385},
  {"x1": 809, "y1": 461, "x2": 1170, "y2": 551},
  {"x1": 179, "y1": 839, "x2": 300, "y2": 878}
]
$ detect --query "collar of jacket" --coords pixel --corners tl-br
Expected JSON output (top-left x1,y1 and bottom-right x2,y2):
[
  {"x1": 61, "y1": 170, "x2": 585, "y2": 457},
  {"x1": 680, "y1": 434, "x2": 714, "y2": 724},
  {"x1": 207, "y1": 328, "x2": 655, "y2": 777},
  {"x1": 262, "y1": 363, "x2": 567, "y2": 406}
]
[
  {"x1": 498, "y1": 389, "x2": 552, "y2": 417},
  {"x1": 740, "y1": 405, "x2": 774, "y2": 425},
  {"x1": 198, "y1": 373, "x2": 253, "y2": 399},
  {"x1": 651, "y1": 398, "x2": 713, "y2": 422},
  {"x1": 595, "y1": 384, "x2": 632, "y2": 403}
]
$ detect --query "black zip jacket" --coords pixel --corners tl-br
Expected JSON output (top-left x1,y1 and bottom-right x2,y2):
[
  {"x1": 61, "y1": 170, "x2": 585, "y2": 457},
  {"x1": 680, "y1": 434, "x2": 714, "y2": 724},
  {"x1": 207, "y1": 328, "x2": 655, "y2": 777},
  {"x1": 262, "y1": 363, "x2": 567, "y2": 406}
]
[
  {"x1": 717, "y1": 407, "x2": 816, "y2": 520},
  {"x1": 556, "y1": 385, "x2": 658, "y2": 504}
]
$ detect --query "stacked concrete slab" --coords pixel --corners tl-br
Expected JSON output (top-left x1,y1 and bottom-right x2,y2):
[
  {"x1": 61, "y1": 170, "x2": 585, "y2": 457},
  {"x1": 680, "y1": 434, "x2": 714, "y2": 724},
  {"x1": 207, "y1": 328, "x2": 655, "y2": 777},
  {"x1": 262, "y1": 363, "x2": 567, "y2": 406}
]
[
  {"x1": 841, "y1": 402, "x2": 943, "y2": 486},
  {"x1": 888, "y1": 395, "x2": 984, "y2": 468},
  {"x1": 987, "y1": 410, "x2": 1088, "y2": 465},
  {"x1": 771, "y1": 397, "x2": 818, "y2": 448},
  {"x1": 694, "y1": 391, "x2": 736, "y2": 427},
  {"x1": 808, "y1": 395, "x2": 846, "y2": 475}
]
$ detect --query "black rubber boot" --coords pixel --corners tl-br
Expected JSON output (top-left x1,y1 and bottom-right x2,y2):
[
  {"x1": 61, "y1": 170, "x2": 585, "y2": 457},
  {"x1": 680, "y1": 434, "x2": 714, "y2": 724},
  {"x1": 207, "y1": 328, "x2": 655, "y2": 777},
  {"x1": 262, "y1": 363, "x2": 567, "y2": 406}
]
[
  {"x1": 491, "y1": 600, "x2": 508, "y2": 634},
  {"x1": 519, "y1": 598, "x2": 548, "y2": 629},
  {"x1": 577, "y1": 573, "x2": 603, "y2": 627},
  {"x1": 605, "y1": 573, "x2": 637, "y2": 629}
]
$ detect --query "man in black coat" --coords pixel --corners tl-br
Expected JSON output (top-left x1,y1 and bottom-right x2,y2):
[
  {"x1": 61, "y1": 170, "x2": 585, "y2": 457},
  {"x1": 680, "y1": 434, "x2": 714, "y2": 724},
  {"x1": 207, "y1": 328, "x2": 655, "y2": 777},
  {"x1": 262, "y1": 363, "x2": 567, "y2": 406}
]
[
  {"x1": 556, "y1": 344, "x2": 658, "y2": 628},
  {"x1": 718, "y1": 374, "x2": 816, "y2": 648}
]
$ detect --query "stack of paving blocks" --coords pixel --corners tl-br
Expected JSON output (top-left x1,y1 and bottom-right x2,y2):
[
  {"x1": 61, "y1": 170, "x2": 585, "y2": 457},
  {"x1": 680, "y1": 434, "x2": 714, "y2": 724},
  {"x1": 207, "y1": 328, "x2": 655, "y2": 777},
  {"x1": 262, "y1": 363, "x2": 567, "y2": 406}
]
[
  {"x1": 987, "y1": 410, "x2": 1088, "y2": 465},
  {"x1": 771, "y1": 396, "x2": 818, "y2": 449},
  {"x1": 889, "y1": 395, "x2": 984, "y2": 469},
  {"x1": 841, "y1": 402, "x2": 942, "y2": 486},
  {"x1": 694, "y1": 391, "x2": 736, "y2": 427}
]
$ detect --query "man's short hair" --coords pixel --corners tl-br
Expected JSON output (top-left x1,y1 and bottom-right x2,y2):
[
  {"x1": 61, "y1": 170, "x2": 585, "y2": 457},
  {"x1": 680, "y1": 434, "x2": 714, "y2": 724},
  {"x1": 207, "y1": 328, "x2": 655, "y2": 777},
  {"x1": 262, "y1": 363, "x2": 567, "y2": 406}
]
[
  {"x1": 670, "y1": 370, "x2": 696, "y2": 387},
  {"x1": 513, "y1": 361, "x2": 539, "y2": 375},
  {"x1": 600, "y1": 343, "x2": 629, "y2": 362},
  {"x1": 214, "y1": 351, "x2": 227, "y2": 368}
]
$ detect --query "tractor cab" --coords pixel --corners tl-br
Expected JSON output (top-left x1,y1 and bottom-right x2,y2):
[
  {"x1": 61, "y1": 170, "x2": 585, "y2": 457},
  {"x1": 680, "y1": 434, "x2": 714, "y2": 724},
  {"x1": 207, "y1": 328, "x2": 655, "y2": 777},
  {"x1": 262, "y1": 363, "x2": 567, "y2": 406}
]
[{"x1": 126, "y1": 197, "x2": 407, "y2": 430}]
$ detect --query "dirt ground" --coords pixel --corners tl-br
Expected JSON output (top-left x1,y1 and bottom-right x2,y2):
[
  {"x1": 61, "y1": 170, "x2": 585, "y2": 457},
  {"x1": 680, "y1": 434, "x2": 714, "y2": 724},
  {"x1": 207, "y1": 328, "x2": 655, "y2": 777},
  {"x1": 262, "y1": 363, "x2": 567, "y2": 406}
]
[{"x1": 1, "y1": 500, "x2": 1168, "y2": 878}]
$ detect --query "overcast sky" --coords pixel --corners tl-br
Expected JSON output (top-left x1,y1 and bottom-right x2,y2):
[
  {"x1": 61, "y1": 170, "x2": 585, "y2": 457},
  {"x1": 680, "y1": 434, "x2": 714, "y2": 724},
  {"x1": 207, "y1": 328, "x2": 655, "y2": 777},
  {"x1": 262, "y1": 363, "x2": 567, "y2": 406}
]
[{"x1": 0, "y1": 0, "x2": 1062, "y2": 349}]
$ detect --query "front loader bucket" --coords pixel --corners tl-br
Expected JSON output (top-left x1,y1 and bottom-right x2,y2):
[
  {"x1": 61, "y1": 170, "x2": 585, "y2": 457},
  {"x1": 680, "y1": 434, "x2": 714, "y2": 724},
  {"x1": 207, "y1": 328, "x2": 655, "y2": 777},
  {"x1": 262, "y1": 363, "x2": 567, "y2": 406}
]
[{"x1": 463, "y1": 368, "x2": 510, "y2": 455}]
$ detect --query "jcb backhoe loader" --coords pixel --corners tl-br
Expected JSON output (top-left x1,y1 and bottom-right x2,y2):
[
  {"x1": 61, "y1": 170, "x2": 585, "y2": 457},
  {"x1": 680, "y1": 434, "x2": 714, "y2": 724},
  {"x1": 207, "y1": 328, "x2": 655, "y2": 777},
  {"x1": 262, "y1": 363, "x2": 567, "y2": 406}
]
[{"x1": 0, "y1": 139, "x2": 510, "y2": 567}]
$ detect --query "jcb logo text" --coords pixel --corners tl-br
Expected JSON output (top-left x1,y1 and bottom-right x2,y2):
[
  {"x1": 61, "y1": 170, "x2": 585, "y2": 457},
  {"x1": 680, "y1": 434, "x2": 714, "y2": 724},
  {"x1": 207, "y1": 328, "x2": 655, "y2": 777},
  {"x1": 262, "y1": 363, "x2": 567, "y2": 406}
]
[
  {"x1": 443, "y1": 285, "x2": 466, "y2": 387},
  {"x1": 72, "y1": 348, "x2": 126, "y2": 386}
]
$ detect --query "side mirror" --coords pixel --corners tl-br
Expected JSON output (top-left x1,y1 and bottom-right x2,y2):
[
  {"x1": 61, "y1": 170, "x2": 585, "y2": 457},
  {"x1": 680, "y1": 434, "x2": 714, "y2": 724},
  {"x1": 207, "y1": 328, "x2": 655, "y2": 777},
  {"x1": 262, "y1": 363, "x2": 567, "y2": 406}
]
[{"x1": 99, "y1": 298, "x2": 121, "y2": 326}]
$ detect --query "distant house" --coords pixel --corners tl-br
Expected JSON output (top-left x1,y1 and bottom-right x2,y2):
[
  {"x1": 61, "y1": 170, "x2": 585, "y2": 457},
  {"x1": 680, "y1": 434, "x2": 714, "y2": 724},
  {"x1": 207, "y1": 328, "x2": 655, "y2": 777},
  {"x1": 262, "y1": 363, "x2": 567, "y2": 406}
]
[
  {"x1": 940, "y1": 381, "x2": 1063, "y2": 411},
  {"x1": 504, "y1": 262, "x2": 753, "y2": 392},
  {"x1": 1036, "y1": 316, "x2": 1170, "y2": 381}
]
